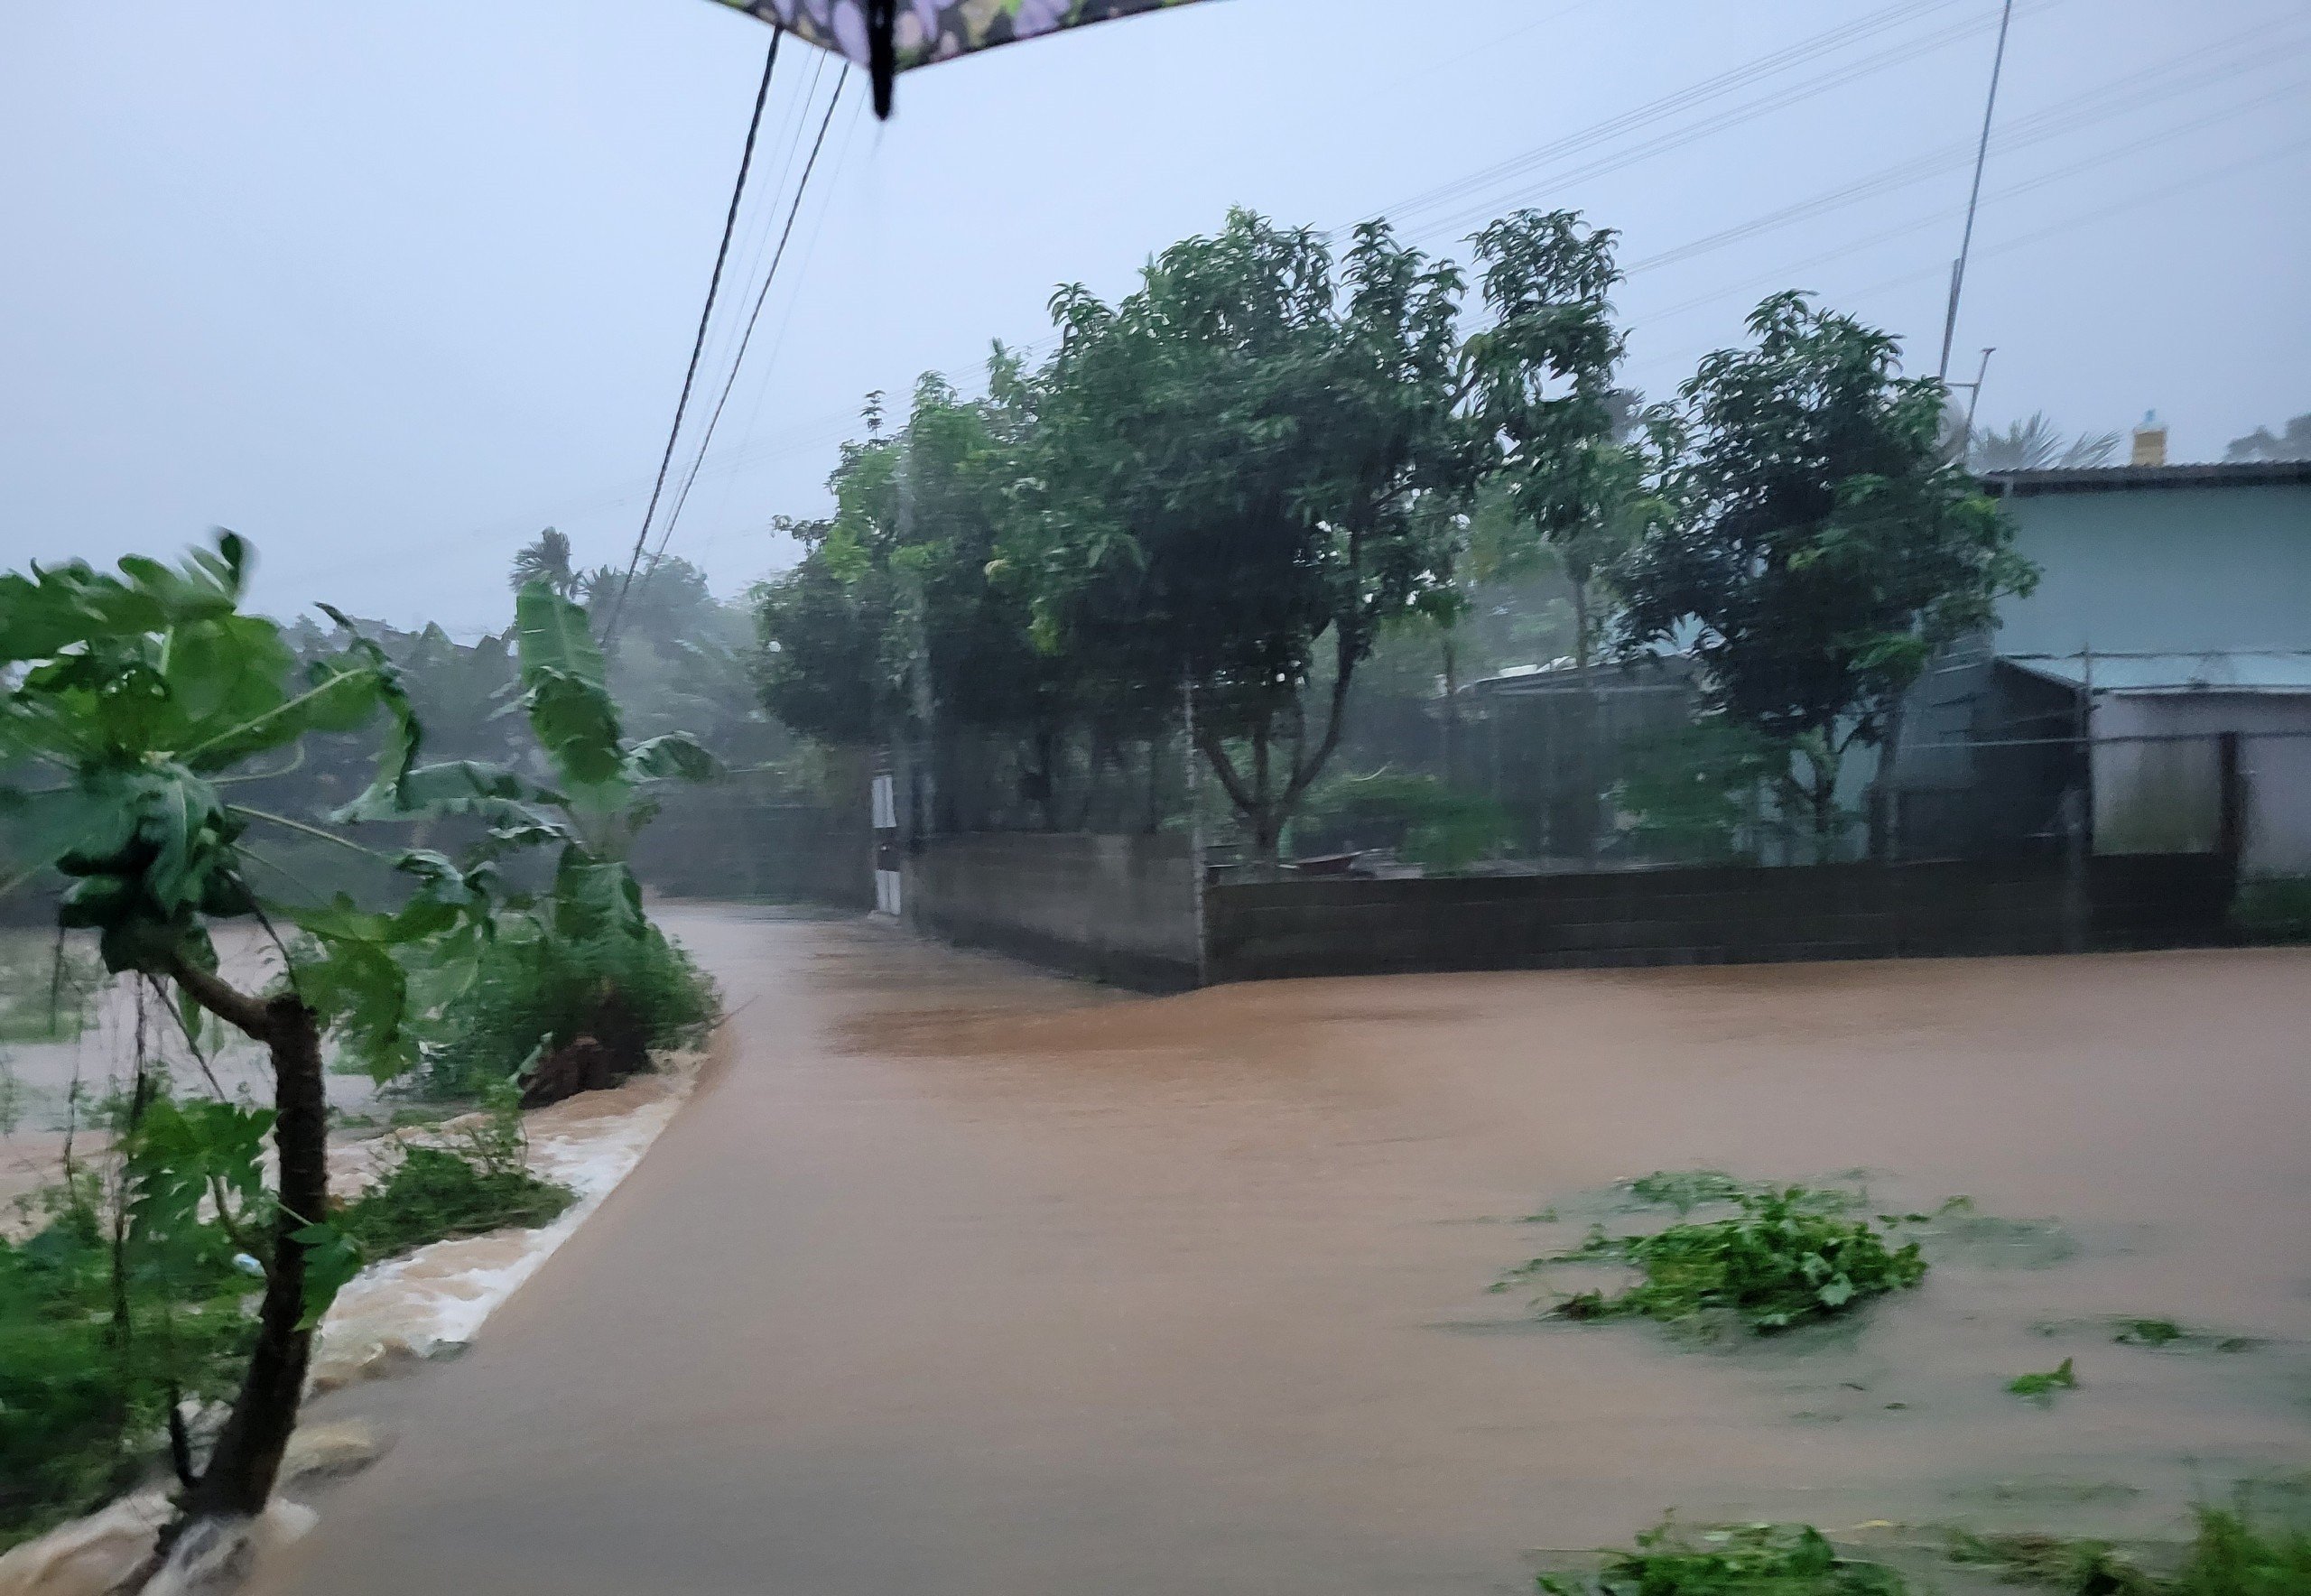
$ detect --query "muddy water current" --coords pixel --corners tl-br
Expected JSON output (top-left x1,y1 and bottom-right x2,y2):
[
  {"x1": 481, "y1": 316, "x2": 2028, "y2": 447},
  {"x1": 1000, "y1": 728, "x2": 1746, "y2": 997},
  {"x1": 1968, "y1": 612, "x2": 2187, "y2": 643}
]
[{"x1": 258, "y1": 909, "x2": 2311, "y2": 1595}]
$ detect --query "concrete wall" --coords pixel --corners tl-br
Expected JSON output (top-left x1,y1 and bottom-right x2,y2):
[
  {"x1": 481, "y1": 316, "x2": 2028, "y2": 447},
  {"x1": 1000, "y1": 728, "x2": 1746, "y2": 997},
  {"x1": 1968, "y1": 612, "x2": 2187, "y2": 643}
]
[
  {"x1": 1203, "y1": 855, "x2": 2234, "y2": 983},
  {"x1": 904, "y1": 832, "x2": 1202, "y2": 990},
  {"x1": 631, "y1": 792, "x2": 874, "y2": 909}
]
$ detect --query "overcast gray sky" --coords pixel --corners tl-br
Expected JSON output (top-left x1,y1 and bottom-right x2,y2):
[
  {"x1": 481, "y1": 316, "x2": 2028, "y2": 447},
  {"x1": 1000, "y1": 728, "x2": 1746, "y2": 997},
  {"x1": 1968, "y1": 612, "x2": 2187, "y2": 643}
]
[{"x1": 5, "y1": 0, "x2": 2306, "y2": 634}]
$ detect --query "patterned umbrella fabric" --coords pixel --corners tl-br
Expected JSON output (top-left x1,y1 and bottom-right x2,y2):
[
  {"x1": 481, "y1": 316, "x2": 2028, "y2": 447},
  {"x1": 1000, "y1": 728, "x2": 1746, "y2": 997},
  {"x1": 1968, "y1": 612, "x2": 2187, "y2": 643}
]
[{"x1": 717, "y1": 1, "x2": 1211, "y2": 113}]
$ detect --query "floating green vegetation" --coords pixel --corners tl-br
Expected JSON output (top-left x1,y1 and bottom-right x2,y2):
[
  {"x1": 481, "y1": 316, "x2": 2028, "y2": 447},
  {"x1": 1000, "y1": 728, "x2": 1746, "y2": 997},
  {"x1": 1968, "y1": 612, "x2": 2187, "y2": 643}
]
[
  {"x1": 1625, "y1": 1169, "x2": 1758, "y2": 1215},
  {"x1": 1948, "y1": 1529, "x2": 2158, "y2": 1596},
  {"x1": 1945, "y1": 1509, "x2": 2311, "y2": 1596},
  {"x1": 2111, "y1": 1320, "x2": 2258, "y2": 1354},
  {"x1": 1914, "y1": 1197, "x2": 2078, "y2": 1270},
  {"x1": 1539, "y1": 1521, "x2": 1908, "y2": 1596},
  {"x1": 2008, "y1": 1358, "x2": 2079, "y2": 1399},
  {"x1": 332, "y1": 1093, "x2": 573, "y2": 1261},
  {"x1": 1506, "y1": 1185, "x2": 1928, "y2": 1335}
]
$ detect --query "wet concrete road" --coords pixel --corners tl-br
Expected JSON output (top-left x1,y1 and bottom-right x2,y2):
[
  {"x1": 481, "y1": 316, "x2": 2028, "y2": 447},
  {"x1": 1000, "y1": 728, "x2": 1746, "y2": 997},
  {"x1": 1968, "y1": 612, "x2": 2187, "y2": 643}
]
[{"x1": 260, "y1": 910, "x2": 2311, "y2": 1595}]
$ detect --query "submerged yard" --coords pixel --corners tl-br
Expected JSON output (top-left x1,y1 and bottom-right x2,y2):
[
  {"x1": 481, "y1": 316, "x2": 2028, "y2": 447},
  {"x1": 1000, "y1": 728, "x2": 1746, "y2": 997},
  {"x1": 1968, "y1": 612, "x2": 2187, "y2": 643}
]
[{"x1": 253, "y1": 909, "x2": 2311, "y2": 1595}]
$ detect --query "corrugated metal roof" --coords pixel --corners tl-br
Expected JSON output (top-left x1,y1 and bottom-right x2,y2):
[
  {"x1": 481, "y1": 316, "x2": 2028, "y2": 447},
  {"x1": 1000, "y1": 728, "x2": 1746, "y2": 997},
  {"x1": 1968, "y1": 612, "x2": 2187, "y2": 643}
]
[
  {"x1": 2002, "y1": 651, "x2": 2311, "y2": 694},
  {"x1": 1981, "y1": 461, "x2": 2311, "y2": 496}
]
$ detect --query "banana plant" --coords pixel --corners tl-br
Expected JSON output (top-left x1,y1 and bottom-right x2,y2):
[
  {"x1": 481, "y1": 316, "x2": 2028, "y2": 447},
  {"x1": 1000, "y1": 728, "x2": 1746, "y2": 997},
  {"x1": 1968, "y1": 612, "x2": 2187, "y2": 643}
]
[
  {"x1": 339, "y1": 580, "x2": 720, "y2": 945},
  {"x1": 0, "y1": 534, "x2": 522, "y2": 1541}
]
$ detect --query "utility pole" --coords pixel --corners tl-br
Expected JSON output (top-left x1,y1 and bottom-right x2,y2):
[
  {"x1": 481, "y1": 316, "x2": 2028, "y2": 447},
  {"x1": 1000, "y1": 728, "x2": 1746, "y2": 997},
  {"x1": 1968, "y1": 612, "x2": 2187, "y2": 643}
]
[{"x1": 1939, "y1": 0, "x2": 2016, "y2": 382}]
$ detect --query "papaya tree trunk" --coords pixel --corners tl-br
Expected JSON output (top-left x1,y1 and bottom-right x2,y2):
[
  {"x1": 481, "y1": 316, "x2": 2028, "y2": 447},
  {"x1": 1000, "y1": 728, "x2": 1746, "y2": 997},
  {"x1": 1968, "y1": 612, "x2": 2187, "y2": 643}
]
[{"x1": 167, "y1": 969, "x2": 328, "y2": 1524}]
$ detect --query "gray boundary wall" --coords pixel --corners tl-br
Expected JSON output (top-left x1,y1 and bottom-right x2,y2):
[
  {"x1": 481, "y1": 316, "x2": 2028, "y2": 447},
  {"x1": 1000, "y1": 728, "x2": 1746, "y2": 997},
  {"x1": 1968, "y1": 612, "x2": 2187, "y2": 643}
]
[
  {"x1": 1202, "y1": 854, "x2": 2234, "y2": 984},
  {"x1": 904, "y1": 832, "x2": 1202, "y2": 990}
]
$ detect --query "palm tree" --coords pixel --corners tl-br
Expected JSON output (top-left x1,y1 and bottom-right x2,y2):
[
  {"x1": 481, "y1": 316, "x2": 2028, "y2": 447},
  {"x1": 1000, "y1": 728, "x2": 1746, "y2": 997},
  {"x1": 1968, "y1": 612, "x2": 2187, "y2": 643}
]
[
  {"x1": 1967, "y1": 413, "x2": 2122, "y2": 472},
  {"x1": 508, "y1": 527, "x2": 580, "y2": 598},
  {"x1": 2225, "y1": 413, "x2": 2311, "y2": 461}
]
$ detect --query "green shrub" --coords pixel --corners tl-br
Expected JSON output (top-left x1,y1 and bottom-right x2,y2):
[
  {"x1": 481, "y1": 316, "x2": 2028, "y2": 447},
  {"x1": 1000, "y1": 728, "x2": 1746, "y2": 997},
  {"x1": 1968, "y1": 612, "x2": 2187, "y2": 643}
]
[
  {"x1": 419, "y1": 922, "x2": 717, "y2": 1099},
  {"x1": 1293, "y1": 770, "x2": 1511, "y2": 873},
  {"x1": 1946, "y1": 1508, "x2": 2311, "y2": 1596},
  {"x1": 1514, "y1": 1186, "x2": 1927, "y2": 1334},
  {"x1": 334, "y1": 1086, "x2": 574, "y2": 1258},
  {"x1": 2173, "y1": 1508, "x2": 2311, "y2": 1596},
  {"x1": 2232, "y1": 877, "x2": 2311, "y2": 943},
  {"x1": 1542, "y1": 1521, "x2": 1907, "y2": 1596},
  {"x1": 335, "y1": 1147, "x2": 572, "y2": 1259},
  {"x1": 0, "y1": 1179, "x2": 251, "y2": 1550},
  {"x1": 1946, "y1": 1529, "x2": 2157, "y2": 1596},
  {"x1": 1607, "y1": 716, "x2": 1782, "y2": 865}
]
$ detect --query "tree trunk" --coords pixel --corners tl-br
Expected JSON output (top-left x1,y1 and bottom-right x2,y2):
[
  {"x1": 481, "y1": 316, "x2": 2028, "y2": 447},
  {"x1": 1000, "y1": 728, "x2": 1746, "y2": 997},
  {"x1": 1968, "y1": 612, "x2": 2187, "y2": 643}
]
[
  {"x1": 1567, "y1": 572, "x2": 1601, "y2": 863},
  {"x1": 1145, "y1": 738, "x2": 1163, "y2": 835},
  {"x1": 1866, "y1": 699, "x2": 1907, "y2": 863},
  {"x1": 1249, "y1": 724, "x2": 1279, "y2": 874},
  {"x1": 177, "y1": 991, "x2": 327, "y2": 1523},
  {"x1": 1440, "y1": 626, "x2": 1461, "y2": 785}
]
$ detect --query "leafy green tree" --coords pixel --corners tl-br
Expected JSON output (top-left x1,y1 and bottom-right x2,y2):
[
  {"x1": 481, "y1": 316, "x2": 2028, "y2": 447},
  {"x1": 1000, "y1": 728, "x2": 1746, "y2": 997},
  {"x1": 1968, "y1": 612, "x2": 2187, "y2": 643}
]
[
  {"x1": 1015, "y1": 209, "x2": 1471, "y2": 868},
  {"x1": 1618, "y1": 292, "x2": 2037, "y2": 856},
  {"x1": 754, "y1": 513, "x2": 893, "y2": 747},
  {"x1": 756, "y1": 373, "x2": 1105, "y2": 827},
  {"x1": 1464, "y1": 211, "x2": 1638, "y2": 674}
]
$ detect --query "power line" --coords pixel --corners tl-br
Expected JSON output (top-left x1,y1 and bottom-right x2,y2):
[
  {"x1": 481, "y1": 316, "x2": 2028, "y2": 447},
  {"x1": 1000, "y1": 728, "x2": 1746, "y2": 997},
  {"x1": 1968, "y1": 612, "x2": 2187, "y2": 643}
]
[
  {"x1": 1632, "y1": 73, "x2": 2311, "y2": 325},
  {"x1": 1630, "y1": 131, "x2": 2311, "y2": 393},
  {"x1": 1618, "y1": 30, "x2": 2311, "y2": 280},
  {"x1": 601, "y1": 28, "x2": 783, "y2": 644},
  {"x1": 1355, "y1": 0, "x2": 1971, "y2": 233},
  {"x1": 641, "y1": 68, "x2": 852, "y2": 598}
]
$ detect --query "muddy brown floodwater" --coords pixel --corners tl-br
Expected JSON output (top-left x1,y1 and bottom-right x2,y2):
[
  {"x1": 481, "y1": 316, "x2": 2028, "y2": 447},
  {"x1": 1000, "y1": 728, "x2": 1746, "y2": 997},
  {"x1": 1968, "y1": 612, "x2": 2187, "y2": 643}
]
[{"x1": 256, "y1": 908, "x2": 2311, "y2": 1596}]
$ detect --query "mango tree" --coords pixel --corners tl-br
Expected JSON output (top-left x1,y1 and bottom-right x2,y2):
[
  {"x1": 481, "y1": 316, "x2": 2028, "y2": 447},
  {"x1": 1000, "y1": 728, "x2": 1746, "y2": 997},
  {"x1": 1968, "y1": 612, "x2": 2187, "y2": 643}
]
[
  {"x1": 1013, "y1": 209, "x2": 1476, "y2": 869},
  {"x1": 1617, "y1": 292, "x2": 2038, "y2": 857}
]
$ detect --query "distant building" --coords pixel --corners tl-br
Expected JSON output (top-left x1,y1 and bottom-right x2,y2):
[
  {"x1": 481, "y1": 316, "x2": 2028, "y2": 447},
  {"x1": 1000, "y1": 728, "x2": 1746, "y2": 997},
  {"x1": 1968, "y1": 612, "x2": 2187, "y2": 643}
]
[{"x1": 1890, "y1": 460, "x2": 2311, "y2": 872}]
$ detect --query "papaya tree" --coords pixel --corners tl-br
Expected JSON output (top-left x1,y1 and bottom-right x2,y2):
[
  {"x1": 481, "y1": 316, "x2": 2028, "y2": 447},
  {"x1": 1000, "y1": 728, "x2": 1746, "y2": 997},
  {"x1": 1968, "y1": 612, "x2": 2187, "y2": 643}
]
[{"x1": 0, "y1": 534, "x2": 507, "y2": 1541}]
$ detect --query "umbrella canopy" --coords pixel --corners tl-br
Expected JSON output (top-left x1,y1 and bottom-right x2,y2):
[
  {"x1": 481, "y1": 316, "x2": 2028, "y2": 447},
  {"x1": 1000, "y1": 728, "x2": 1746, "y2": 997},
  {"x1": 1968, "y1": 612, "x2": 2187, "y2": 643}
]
[{"x1": 718, "y1": 1, "x2": 1210, "y2": 115}]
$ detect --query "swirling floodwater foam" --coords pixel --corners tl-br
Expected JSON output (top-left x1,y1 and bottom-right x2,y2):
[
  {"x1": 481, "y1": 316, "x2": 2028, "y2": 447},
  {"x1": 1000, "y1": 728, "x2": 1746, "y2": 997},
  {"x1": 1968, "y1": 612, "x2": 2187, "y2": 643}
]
[{"x1": 249, "y1": 908, "x2": 2309, "y2": 1596}]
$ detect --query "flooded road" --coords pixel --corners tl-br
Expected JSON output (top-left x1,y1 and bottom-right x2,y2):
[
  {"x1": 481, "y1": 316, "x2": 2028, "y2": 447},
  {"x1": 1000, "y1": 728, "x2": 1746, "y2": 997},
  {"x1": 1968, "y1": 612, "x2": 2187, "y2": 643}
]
[{"x1": 261, "y1": 909, "x2": 2311, "y2": 1595}]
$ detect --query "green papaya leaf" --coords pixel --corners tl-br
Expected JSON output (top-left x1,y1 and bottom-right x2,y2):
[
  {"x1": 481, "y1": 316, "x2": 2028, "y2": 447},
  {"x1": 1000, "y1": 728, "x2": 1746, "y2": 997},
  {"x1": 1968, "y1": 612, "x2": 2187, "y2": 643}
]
[
  {"x1": 334, "y1": 760, "x2": 562, "y2": 824},
  {"x1": 290, "y1": 1221, "x2": 366, "y2": 1330}
]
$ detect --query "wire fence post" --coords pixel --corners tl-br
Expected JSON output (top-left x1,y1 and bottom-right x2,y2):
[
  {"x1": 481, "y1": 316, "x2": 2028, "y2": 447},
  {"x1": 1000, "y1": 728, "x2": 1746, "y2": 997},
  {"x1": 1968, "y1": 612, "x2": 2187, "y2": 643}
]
[{"x1": 1183, "y1": 664, "x2": 1210, "y2": 987}]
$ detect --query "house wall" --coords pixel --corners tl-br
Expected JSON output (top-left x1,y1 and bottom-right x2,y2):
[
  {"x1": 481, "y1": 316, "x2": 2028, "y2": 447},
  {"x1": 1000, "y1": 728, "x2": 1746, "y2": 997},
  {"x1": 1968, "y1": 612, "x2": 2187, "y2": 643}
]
[
  {"x1": 1993, "y1": 483, "x2": 2311, "y2": 656},
  {"x1": 2092, "y1": 693, "x2": 2311, "y2": 874}
]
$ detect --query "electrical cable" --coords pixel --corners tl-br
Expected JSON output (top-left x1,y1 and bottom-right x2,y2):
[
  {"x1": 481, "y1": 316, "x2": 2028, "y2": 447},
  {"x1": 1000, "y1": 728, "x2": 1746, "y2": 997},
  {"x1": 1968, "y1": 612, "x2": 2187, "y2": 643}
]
[
  {"x1": 1619, "y1": 31, "x2": 2311, "y2": 278},
  {"x1": 631, "y1": 67, "x2": 851, "y2": 607},
  {"x1": 1628, "y1": 130, "x2": 2311, "y2": 394},
  {"x1": 1630, "y1": 74, "x2": 2311, "y2": 325},
  {"x1": 1349, "y1": 0, "x2": 1987, "y2": 238},
  {"x1": 601, "y1": 28, "x2": 783, "y2": 645}
]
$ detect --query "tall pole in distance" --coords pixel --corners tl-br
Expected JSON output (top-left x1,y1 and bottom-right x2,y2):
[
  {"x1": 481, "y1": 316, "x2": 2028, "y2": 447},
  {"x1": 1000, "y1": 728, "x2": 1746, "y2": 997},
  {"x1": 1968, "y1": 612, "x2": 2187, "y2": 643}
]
[{"x1": 1939, "y1": 0, "x2": 2017, "y2": 381}]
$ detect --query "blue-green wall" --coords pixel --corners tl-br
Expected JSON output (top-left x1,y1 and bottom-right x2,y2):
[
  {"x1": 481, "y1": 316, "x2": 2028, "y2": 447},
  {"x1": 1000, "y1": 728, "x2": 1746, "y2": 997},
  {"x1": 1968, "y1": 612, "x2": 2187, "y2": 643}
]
[{"x1": 1991, "y1": 484, "x2": 2311, "y2": 656}]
